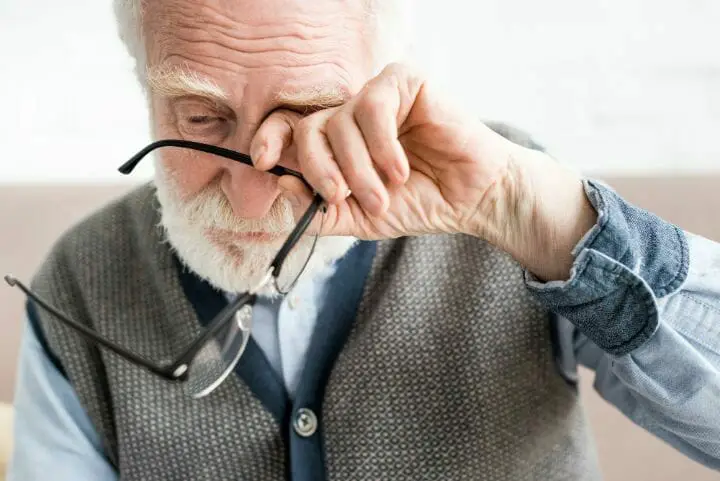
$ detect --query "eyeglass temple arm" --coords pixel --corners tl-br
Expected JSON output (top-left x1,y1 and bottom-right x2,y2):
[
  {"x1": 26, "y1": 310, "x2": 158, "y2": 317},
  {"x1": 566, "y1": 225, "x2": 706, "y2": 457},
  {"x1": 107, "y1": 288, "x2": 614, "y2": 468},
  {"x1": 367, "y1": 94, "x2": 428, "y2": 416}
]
[
  {"x1": 4, "y1": 275, "x2": 177, "y2": 380},
  {"x1": 5, "y1": 275, "x2": 259, "y2": 382},
  {"x1": 269, "y1": 193, "x2": 324, "y2": 276},
  {"x1": 117, "y1": 139, "x2": 312, "y2": 190}
]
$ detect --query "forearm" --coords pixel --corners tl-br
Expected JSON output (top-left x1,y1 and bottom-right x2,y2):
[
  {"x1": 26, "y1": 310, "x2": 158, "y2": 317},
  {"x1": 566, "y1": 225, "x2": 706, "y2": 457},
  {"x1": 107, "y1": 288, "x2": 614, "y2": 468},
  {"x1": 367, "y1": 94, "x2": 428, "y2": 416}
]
[
  {"x1": 526, "y1": 176, "x2": 720, "y2": 468},
  {"x1": 470, "y1": 146, "x2": 598, "y2": 282}
]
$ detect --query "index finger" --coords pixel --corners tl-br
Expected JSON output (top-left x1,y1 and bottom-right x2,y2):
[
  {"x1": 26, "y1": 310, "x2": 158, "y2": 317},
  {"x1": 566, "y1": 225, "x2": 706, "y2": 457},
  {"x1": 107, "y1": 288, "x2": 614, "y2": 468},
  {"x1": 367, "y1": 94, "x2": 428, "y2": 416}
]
[{"x1": 250, "y1": 109, "x2": 302, "y2": 171}]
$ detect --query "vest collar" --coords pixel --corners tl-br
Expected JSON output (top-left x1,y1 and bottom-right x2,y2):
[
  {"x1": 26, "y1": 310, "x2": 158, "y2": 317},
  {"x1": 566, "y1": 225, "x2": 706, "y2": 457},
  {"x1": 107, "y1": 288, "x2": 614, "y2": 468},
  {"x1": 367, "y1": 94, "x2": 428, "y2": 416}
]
[{"x1": 176, "y1": 240, "x2": 377, "y2": 424}]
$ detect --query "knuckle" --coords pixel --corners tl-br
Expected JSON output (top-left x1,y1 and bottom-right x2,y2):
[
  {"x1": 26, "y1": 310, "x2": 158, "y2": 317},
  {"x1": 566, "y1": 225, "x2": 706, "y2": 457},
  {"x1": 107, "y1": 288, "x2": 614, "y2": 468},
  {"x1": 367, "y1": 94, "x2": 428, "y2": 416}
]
[
  {"x1": 386, "y1": 62, "x2": 417, "y2": 79},
  {"x1": 356, "y1": 91, "x2": 386, "y2": 120},
  {"x1": 340, "y1": 159, "x2": 363, "y2": 180},
  {"x1": 377, "y1": 62, "x2": 423, "y2": 95},
  {"x1": 294, "y1": 117, "x2": 316, "y2": 141},
  {"x1": 296, "y1": 138, "x2": 327, "y2": 169},
  {"x1": 278, "y1": 108, "x2": 302, "y2": 122},
  {"x1": 276, "y1": 110, "x2": 302, "y2": 132},
  {"x1": 383, "y1": 62, "x2": 404, "y2": 76},
  {"x1": 294, "y1": 108, "x2": 335, "y2": 140},
  {"x1": 298, "y1": 150, "x2": 322, "y2": 177},
  {"x1": 262, "y1": 110, "x2": 283, "y2": 127},
  {"x1": 325, "y1": 111, "x2": 348, "y2": 136}
]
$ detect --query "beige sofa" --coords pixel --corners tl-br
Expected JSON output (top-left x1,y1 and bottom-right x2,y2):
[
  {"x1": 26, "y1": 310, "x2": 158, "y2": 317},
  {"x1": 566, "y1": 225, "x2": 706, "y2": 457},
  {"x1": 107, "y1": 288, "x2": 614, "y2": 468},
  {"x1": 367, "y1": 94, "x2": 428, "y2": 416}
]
[
  {"x1": 0, "y1": 403, "x2": 10, "y2": 480},
  {"x1": 1, "y1": 178, "x2": 719, "y2": 480}
]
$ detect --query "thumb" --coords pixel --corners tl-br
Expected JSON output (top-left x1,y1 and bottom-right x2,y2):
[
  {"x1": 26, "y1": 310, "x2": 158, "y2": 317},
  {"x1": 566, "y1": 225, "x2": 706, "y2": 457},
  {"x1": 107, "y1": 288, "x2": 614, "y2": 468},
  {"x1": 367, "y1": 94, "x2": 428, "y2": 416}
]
[
  {"x1": 278, "y1": 175, "x2": 314, "y2": 221},
  {"x1": 251, "y1": 109, "x2": 302, "y2": 171},
  {"x1": 278, "y1": 175, "x2": 347, "y2": 237}
]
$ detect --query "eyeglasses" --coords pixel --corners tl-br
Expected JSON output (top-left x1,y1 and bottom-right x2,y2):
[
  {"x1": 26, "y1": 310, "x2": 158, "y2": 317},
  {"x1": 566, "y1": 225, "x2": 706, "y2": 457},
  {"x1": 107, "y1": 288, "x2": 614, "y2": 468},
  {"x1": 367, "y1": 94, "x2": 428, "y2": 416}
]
[{"x1": 4, "y1": 139, "x2": 326, "y2": 398}]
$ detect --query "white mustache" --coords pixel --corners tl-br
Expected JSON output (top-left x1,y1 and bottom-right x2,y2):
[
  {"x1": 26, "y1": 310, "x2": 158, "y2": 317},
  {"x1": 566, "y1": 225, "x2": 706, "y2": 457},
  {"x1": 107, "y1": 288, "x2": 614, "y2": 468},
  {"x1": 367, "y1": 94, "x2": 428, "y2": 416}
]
[
  {"x1": 152, "y1": 162, "x2": 355, "y2": 296},
  {"x1": 165, "y1": 179, "x2": 296, "y2": 234}
]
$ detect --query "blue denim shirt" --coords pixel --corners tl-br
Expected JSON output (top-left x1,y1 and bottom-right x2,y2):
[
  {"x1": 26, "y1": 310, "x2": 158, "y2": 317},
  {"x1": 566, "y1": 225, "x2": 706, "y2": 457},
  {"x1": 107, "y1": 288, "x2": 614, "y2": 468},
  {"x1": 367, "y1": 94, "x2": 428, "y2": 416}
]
[{"x1": 7, "y1": 180, "x2": 720, "y2": 479}]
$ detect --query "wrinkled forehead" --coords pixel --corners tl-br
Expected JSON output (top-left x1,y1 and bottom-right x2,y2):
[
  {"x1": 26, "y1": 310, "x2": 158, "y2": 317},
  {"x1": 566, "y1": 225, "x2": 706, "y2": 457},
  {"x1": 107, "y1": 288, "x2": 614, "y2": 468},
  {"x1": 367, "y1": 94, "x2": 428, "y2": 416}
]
[
  {"x1": 141, "y1": 0, "x2": 371, "y2": 58},
  {"x1": 139, "y1": 0, "x2": 376, "y2": 134}
]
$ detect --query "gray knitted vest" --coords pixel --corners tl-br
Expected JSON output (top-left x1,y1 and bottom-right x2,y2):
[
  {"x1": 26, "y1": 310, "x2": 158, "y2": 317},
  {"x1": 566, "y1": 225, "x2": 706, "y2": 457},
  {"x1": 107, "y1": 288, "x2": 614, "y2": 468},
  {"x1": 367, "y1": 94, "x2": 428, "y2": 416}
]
[{"x1": 30, "y1": 127, "x2": 601, "y2": 481}]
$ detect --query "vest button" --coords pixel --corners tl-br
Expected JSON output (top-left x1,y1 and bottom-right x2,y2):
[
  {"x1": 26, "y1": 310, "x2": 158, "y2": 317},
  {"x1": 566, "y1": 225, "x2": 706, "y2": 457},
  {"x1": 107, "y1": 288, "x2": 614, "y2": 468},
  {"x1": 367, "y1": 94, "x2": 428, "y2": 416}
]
[{"x1": 293, "y1": 408, "x2": 318, "y2": 437}]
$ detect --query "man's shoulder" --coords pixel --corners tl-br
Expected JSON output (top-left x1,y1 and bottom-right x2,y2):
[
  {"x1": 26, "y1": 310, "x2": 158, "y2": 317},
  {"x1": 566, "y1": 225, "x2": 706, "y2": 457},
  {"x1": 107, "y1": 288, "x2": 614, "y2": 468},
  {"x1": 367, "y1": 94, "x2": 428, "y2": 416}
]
[
  {"x1": 31, "y1": 182, "x2": 162, "y2": 288},
  {"x1": 55, "y1": 181, "x2": 158, "y2": 249}
]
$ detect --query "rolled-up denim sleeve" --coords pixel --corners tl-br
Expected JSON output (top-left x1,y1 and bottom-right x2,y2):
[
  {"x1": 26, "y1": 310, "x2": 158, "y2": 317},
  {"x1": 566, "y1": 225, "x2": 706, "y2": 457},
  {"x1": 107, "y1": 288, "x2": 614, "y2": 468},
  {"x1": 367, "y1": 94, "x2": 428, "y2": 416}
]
[{"x1": 527, "y1": 180, "x2": 720, "y2": 469}]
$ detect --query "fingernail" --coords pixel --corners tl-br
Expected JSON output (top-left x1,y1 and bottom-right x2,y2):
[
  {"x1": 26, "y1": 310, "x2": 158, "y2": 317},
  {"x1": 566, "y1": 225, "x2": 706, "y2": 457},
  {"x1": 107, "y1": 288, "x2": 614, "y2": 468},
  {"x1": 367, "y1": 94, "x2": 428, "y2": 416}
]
[
  {"x1": 393, "y1": 164, "x2": 408, "y2": 183},
  {"x1": 321, "y1": 178, "x2": 338, "y2": 200},
  {"x1": 365, "y1": 190, "x2": 385, "y2": 214},
  {"x1": 251, "y1": 144, "x2": 266, "y2": 167}
]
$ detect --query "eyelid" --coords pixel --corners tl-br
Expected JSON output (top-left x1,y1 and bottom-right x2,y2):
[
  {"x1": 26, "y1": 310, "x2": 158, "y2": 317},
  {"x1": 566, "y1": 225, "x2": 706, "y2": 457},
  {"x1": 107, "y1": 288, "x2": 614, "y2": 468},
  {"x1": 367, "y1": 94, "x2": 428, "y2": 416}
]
[
  {"x1": 173, "y1": 96, "x2": 235, "y2": 119},
  {"x1": 187, "y1": 115, "x2": 222, "y2": 122}
]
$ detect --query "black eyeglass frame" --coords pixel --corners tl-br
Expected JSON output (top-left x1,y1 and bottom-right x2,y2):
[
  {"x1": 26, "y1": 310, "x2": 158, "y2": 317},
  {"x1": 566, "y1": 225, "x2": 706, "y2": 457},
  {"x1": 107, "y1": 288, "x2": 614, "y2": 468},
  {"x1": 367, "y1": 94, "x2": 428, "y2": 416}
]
[{"x1": 4, "y1": 139, "x2": 325, "y2": 385}]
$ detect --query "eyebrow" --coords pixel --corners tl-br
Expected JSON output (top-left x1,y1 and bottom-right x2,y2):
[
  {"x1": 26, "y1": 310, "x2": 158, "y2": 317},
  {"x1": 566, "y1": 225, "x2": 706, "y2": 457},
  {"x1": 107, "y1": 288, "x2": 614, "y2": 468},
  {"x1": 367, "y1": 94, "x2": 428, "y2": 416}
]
[
  {"x1": 146, "y1": 64, "x2": 352, "y2": 113},
  {"x1": 146, "y1": 64, "x2": 229, "y2": 103}
]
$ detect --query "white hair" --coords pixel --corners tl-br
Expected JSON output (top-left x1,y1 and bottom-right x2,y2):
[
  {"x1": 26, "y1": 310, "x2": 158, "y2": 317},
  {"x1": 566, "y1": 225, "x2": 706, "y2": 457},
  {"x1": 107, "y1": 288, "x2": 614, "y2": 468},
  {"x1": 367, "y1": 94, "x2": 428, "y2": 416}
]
[
  {"x1": 112, "y1": 0, "x2": 414, "y2": 86},
  {"x1": 113, "y1": 0, "x2": 147, "y2": 85}
]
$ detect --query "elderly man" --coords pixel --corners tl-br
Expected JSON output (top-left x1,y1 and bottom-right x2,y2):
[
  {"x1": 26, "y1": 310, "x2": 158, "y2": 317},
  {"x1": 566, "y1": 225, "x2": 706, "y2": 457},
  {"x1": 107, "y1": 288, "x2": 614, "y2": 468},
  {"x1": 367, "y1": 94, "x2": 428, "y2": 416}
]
[{"x1": 6, "y1": 0, "x2": 720, "y2": 480}]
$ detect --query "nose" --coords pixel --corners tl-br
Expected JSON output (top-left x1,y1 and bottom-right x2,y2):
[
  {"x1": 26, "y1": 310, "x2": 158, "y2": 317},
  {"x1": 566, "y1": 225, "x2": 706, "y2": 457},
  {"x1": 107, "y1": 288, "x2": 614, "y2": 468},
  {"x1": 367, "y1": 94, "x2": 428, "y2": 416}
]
[{"x1": 220, "y1": 161, "x2": 279, "y2": 219}]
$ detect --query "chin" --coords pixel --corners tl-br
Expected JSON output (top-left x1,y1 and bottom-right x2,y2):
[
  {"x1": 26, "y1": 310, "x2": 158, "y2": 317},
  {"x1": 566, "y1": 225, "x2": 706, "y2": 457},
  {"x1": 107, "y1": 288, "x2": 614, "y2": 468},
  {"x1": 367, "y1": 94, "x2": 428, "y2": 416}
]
[{"x1": 167, "y1": 225, "x2": 356, "y2": 297}]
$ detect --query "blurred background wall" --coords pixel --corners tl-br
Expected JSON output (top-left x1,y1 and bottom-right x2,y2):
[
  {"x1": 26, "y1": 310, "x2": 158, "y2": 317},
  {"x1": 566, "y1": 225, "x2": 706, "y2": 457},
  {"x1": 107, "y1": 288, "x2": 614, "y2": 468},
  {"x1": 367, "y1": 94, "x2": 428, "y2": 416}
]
[{"x1": 1, "y1": 1, "x2": 718, "y2": 479}]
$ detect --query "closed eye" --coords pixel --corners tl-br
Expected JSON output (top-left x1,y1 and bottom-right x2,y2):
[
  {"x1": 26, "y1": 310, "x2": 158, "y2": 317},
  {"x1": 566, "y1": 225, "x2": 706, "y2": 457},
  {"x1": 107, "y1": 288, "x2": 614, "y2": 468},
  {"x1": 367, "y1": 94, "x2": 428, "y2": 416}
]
[{"x1": 188, "y1": 115, "x2": 220, "y2": 124}]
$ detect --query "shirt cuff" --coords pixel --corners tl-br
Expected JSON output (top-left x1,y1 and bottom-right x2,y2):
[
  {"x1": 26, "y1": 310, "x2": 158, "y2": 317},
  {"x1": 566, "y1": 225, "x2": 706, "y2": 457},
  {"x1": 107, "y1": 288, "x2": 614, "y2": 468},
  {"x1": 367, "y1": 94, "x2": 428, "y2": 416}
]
[{"x1": 525, "y1": 179, "x2": 689, "y2": 356}]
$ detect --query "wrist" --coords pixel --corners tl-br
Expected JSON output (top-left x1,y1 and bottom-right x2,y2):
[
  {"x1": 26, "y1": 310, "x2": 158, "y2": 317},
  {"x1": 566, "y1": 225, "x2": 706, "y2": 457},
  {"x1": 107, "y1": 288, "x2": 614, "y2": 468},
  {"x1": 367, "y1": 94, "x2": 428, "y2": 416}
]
[{"x1": 470, "y1": 148, "x2": 597, "y2": 281}]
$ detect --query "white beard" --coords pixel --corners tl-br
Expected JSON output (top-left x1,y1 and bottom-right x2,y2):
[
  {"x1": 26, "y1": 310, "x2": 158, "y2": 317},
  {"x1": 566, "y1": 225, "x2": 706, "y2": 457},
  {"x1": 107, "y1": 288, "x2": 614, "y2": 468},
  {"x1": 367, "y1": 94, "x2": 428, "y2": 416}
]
[{"x1": 153, "y1": 162, "x2": 357, "y2": 297}]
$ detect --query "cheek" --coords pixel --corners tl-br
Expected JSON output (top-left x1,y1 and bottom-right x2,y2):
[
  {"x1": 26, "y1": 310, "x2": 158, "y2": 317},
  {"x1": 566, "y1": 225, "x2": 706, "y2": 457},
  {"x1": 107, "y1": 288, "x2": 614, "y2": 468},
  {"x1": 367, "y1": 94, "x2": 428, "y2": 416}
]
[
  {"x1": 158, "y1": 152, "x2": 223, "y2": 200},
  {"x1": 151, "y1": 103, "x2": 224, "y2": 199}
]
